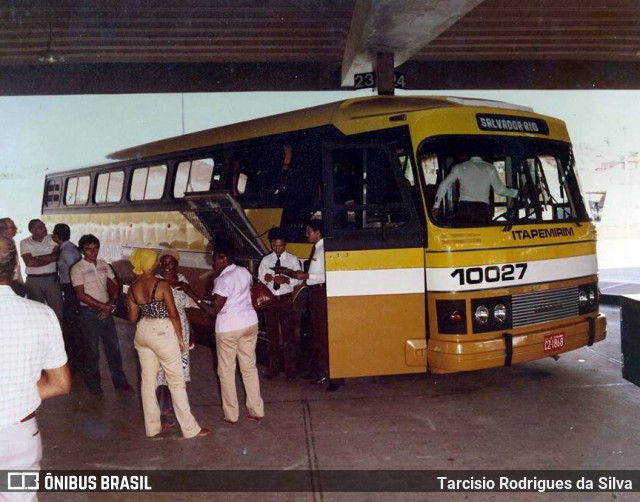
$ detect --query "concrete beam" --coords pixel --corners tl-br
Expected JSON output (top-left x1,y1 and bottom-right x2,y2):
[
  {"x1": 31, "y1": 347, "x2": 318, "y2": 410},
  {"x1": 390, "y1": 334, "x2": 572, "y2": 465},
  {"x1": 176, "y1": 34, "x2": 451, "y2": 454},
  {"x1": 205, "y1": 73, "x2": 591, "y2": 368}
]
[{"x1": 341, "y1": 0, "x2": 484, "y2": 87}]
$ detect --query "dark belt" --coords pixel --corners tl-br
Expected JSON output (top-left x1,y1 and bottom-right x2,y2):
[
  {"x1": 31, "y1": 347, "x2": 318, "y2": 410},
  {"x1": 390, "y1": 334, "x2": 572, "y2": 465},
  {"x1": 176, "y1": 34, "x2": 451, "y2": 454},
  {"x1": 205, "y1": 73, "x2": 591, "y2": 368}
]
[
  {"x1": 20, "y1": 411, "x2": 36, "y2": 423},
  {"x1": 307, "y1": 283, "x2": 326, "y2": 290},
  {"x1": 27, "y1": 272, "x2": 57, "y2": 278},
  {"x1": 274, "y1": 293, "x2": 292, "y2": 300}
]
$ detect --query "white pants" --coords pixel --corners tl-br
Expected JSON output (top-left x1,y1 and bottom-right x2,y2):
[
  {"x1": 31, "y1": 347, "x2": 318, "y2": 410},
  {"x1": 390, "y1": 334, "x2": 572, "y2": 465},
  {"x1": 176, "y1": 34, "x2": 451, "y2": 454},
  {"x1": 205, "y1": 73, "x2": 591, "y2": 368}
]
[
  {"x1": 134, "y1": 318, "x2": 201, "y2": 438},
  {"x1": 216, "y1": 323, "x2": 264, "y2": 422},
  {"x1": 0, "y1": 417, "x2": 40, "y2": 502}
]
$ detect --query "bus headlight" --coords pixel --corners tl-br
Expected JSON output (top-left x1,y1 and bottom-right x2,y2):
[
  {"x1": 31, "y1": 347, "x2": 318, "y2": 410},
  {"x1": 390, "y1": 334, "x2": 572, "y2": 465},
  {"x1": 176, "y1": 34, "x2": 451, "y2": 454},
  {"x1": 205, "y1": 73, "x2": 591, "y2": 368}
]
[
  {"x1": 471, "y1": 296, "x2": 512, "y2": 333},
  {"x1": 475, "y1": 305, "x2": 489, "y2": 325},
  {"x1": 579, "y1": 282, "x2": 599, "y2": 314},
  {"x1": 578, "y1": 290, "x2": 588, "y2": 307},
  {"x1": 494, "y1": 304, "x2": 508, "y2": 323}
]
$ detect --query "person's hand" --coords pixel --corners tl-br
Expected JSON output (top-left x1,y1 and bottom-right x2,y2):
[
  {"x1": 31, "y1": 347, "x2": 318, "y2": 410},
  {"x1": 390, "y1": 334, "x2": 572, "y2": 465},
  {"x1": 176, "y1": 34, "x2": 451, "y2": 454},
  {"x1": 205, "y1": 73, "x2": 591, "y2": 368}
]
[
  {"x1": 176, "y1": 281, "x2": 193, "y2": 294},
  {"x1": 431, "y1": 207, "x2": 439, "y2": 218},
  {"x1": 189, "y1": 342, "x2": 196, "y2": 350},
  {"x1": 293, "y1": 271, "x2": 308, "y2": 281},
  {"x1": 273, "y1": 275, "x2": 288, "y2": 285},
  {"x1": 97, "y1": 309, "x2": 109, "y2": 320},
  {"x1": 178, "y1": 338, "x2": 186, "y2": 352},
  {"x1": 264, "y1": 273, "x2": 274, "y2": 282}
]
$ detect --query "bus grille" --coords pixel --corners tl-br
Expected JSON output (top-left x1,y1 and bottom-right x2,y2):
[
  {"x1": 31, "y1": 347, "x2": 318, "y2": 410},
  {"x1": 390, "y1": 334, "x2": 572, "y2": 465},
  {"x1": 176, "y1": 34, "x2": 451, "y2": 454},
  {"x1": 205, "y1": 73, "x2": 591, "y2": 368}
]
[{"x1": 512, "y1": 286, "x2": 578, "y2": 327}]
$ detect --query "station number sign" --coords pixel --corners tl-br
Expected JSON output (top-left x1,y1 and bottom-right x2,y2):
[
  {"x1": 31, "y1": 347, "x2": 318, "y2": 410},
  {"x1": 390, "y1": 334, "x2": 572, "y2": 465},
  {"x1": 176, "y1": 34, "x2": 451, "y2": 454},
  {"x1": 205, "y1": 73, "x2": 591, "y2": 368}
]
[{"x1": 354, "y1": 71, "x2": 406, "y2": 90}]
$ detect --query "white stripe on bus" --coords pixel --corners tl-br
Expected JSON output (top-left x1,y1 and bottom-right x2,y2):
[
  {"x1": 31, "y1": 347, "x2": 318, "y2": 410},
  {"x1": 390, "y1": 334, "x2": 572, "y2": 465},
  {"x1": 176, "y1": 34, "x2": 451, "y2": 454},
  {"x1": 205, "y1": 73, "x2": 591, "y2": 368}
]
[{"x1": 325, "y1": 255, "x2": 597, "y2": 297}]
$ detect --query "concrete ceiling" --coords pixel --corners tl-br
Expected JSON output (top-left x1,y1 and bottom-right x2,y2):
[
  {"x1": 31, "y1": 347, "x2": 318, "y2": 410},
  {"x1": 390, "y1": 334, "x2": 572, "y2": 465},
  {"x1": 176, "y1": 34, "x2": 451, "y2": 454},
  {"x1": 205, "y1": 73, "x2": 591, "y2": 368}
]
[{"x1": 1, "y1": 0, "x2": 640, "y2": 96}]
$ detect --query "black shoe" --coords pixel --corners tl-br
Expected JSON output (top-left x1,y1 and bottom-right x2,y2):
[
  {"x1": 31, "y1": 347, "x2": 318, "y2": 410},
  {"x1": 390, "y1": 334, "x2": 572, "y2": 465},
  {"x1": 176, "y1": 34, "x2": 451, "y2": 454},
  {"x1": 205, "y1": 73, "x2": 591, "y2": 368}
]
[
  {"x1": 326, "y1": 379, "x2": 343, "y2": 392},
  {"x1": 311, "y1": 377, "x2": 328, "y2": 385}
]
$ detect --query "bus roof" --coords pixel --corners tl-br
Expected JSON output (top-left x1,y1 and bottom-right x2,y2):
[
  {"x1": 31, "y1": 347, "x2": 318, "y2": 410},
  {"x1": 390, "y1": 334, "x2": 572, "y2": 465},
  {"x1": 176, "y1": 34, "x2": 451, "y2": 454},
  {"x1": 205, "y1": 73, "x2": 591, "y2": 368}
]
[{"x1": 107, "y1": 95, "x2": 536, "y2": 161}]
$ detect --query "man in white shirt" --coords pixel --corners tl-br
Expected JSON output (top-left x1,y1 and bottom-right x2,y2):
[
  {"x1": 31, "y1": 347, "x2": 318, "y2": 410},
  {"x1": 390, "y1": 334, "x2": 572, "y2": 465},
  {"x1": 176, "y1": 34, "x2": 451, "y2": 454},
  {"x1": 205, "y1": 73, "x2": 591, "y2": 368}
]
[
  {"x1": 70, "y1": 234, "x2": 131, "y2": 397},
  {"x1": 432, "y1": 156, "x2": 519, "y2": 225},
  {"x1": 258, "y1": 227, "x2": 301, "y2": 380},
  {"x1": 293, "y1": 219, "x2": 342, "y2": 392},
  {"x1": 0, "y1": 236, "x2": 71, "y2": 486},
  {"x1": 19, "y1": 219, "x2": 63, "y2": 321}
]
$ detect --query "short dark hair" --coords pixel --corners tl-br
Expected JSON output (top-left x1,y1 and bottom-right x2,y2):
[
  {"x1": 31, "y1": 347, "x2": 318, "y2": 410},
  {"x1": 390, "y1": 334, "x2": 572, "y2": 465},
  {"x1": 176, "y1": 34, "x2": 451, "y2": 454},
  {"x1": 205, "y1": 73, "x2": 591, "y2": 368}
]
[
  {"x1": 78, "y1": 234, "x2": 100, "y2": 251},
  {"x1": 28, "y1": 219, "x2": 42, "y2": 232},
  {"x1": 53, "y1": 223, "x2": 71, "y2": 241},
  {"x1": 0, "y1": 236, "x2": 17, "y2": 282},
  {"x1": 306, "y1": 218, "x2": 323, "y2": 236},
  {"x1": 212, "y1": 247, "x2": 234, "y2": 263},
  {"x1": 267, "y1": 226, "x2": 286, "y2": 242}
]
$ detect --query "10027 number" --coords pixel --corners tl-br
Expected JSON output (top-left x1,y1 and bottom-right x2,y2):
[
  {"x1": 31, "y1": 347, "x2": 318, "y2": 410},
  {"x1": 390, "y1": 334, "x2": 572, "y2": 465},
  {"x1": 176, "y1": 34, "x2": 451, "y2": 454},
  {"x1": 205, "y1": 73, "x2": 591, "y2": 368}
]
[{"x1": 451, "y1": 263, "x2": 528, "y2": 286}]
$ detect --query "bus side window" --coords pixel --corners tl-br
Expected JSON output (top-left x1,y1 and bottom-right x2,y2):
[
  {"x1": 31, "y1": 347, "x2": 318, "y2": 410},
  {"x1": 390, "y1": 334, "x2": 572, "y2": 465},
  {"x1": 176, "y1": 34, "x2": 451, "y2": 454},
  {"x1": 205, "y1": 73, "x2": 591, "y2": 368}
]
[
  {"x1": 65, "y1": 175, "x2": 91, "y2": 206},
  {"x1": 45, "y1": 179, "x2": 61, "y2": 207},
  {"x1": 174, "y1": 158, "x2": 214, "y2": 198}
]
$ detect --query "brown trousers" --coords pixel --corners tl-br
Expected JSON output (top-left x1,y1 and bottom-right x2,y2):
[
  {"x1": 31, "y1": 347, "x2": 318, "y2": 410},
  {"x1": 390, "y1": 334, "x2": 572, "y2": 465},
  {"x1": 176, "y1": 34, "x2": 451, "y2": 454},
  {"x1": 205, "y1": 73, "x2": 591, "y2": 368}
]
[{"x1": 263, "y1": 294, "x2": 298, "y2": 377}]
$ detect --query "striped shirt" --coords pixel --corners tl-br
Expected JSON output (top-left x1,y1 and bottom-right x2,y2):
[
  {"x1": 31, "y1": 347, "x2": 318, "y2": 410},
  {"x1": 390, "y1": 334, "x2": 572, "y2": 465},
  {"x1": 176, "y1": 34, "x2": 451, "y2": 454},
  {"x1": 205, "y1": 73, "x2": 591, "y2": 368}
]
[{"x1": 70, "y1": 258, "x2": 115, "y2": 306}]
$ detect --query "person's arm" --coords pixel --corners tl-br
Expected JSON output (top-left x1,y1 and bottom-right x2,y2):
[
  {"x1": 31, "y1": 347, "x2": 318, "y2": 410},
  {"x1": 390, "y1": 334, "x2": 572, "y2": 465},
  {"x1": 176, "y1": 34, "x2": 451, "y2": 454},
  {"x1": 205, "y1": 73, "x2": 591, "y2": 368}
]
[
  {"x1": 158, "y1": 281, "x2": 185, "y2": 351},
  {"x1": 37, "y1": 365, "x2": 71, "y2": 400},
  {"x1": 198, "y1": 294, "x2": 227, "y2": 318},
  {"x1": 106, "y1": 277, "x2": 120, "y2": 309},
  {"x1": 126, "y1": 288, "x2": 140, "y2": 324},
  {"x1": 74, "y1": 284, "x2": 111, "y2": 312},
  {"x1": 432, "y1": 165, "x2": 461, "y2": 214},
  {"x1": 489, "y1": 165, "x2": 519, "y2": 198},
  {"x1": 287, "y1": 255, "x2": 302, "y2": 287},
  {"x1": 21, "y1": 249, "x2": 59, "y2": 267},
  {"x1": 175, "y1": 280, "x2": 200, "y2": 306},
  {"x1": 258, "y1": 256, "x2": 273, "y2": 285}
]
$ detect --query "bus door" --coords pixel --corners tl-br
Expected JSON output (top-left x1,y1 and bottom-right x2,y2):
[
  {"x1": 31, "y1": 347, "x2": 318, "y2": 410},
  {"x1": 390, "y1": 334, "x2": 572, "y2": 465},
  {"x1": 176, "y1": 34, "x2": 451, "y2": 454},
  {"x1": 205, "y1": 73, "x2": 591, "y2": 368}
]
[{"x1": 321, "y1": 141, "x2": 427, "y2": 378}]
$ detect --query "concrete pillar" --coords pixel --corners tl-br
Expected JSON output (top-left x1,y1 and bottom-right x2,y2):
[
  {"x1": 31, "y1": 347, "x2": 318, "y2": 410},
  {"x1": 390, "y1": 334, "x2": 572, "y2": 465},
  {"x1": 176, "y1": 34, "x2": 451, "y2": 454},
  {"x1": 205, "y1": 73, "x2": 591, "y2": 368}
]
[{"x1": 374, "y1": 52, "x2": 394, "y2": 96}]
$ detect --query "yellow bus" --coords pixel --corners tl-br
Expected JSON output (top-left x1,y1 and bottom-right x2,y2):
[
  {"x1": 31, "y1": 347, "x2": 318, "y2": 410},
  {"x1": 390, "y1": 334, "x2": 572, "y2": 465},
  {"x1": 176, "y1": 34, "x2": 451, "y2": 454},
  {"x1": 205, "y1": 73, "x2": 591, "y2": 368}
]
[{"x1": 42, "y1": 95, "x2": 606, "y2": 378}]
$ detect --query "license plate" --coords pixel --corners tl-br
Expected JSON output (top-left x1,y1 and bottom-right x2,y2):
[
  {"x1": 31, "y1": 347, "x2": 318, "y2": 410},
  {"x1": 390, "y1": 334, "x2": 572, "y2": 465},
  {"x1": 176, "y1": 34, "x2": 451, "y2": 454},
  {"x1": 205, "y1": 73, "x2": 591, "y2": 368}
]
[{"x1": 544, "y1": 333, "x2": 564, "y2": 352}]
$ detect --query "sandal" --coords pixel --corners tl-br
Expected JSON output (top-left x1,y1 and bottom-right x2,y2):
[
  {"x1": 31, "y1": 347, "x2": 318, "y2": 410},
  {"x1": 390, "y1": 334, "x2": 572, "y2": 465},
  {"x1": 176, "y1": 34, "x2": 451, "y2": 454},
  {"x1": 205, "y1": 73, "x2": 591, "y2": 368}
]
[
  {"x1": 223, "y1": 418, "x2": 237, "y2": 426},
  {"x1": 196, "y1": 428, "x2": 211, "y2": 437},
  {"x1": 247, "y1": 414, "x2": 263, "y2": 423}
]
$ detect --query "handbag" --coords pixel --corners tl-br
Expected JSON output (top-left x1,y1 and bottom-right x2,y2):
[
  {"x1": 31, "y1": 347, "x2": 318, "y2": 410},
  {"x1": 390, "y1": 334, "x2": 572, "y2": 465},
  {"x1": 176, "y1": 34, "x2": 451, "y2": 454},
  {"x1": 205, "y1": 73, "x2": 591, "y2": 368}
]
[{"x1": 250, "y1": 281, "x2": 275, "y2": 310}]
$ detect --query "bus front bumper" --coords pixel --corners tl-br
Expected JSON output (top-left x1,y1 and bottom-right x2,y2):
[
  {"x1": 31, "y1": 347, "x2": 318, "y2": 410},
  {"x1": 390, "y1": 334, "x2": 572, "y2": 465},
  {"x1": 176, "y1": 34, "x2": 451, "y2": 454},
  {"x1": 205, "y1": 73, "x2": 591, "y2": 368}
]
[{"x1": 427, "y1": 314, "x2": 607, "y2": 374}]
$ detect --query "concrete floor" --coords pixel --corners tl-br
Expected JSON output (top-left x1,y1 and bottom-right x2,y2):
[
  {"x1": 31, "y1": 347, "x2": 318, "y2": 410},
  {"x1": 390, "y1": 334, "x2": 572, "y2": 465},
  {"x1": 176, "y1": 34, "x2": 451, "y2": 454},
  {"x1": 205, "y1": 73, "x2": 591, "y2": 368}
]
[{"x1": 35, "y1": 304, "x2": 640, "y2": 501}]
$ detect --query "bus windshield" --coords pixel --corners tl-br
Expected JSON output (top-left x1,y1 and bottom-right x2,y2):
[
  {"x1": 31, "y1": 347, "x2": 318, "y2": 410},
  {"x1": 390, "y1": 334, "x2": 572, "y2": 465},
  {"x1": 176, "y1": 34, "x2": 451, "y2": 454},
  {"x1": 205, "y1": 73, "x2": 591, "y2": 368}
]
[{"x1": 419, "y1": 135, "x2": 589, "y2": 227}]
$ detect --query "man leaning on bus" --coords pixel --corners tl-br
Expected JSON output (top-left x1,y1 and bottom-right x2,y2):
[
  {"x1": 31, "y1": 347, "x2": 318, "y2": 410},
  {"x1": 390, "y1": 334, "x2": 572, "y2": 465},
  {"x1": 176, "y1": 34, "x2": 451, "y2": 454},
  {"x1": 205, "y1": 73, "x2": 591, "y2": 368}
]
[
  {"x1": 292, "y1": 219, "x2": 343, "y2": 392},
  {"x1": 431, "y1": 155, "x2": 519, "y2": 225}
]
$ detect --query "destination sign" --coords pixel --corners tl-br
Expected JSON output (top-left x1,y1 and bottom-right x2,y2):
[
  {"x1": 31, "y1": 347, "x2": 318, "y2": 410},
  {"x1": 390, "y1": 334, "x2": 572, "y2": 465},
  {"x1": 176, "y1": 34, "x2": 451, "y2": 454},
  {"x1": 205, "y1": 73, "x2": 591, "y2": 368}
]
[{"x1": 476, "y1": 113, "x2": 549, "y2": 135}]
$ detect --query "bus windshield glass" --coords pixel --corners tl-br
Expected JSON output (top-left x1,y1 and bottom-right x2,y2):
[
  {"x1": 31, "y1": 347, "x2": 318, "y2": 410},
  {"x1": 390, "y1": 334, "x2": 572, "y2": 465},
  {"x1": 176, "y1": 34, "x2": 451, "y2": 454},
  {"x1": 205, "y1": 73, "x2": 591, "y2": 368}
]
[{"x1": 420, "y1": 135, "x2": 589, "y2": 227}]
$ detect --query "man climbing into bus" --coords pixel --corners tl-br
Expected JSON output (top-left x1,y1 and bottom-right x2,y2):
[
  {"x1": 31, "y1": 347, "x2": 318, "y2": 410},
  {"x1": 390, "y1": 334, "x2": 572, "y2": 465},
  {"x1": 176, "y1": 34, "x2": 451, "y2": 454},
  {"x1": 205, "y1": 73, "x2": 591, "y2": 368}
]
[{"x1": 431, "y1": 155, "x2": 519, "y2": 225}]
